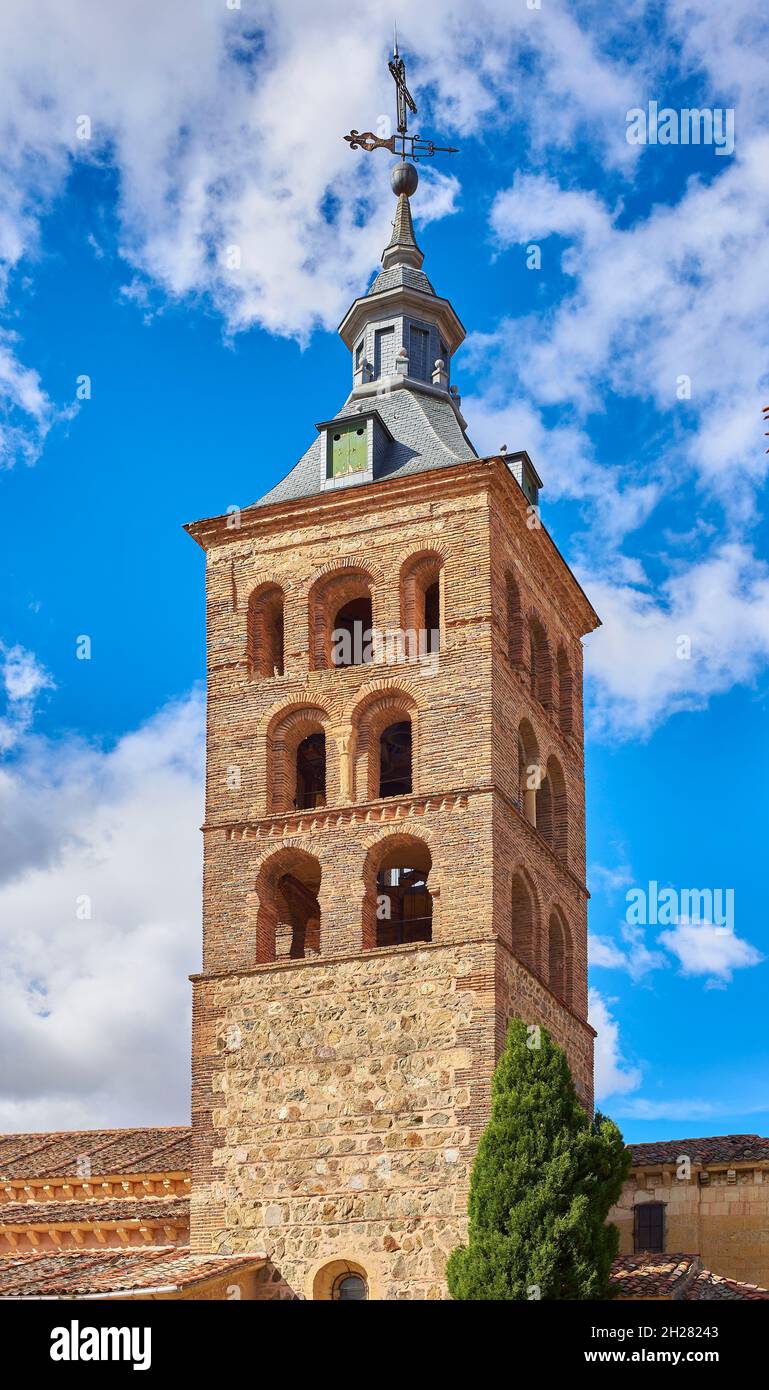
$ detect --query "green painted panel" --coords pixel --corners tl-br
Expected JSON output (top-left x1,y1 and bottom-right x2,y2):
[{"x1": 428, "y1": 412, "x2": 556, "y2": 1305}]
[{"x1": 329, "y1": 424, "x2": 367, "y2": 477}]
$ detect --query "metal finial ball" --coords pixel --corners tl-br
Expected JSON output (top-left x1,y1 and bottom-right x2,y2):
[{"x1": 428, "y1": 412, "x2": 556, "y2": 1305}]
[{"x1": 391, "y1": 160, "x2": 419, "y2": 197}]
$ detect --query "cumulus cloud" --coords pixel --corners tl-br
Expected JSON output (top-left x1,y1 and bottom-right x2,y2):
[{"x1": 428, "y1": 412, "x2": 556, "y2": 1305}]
[
  {"x1": 0, "y1": 673, "x2": 204, "y2": 1131},
  {"x1": 0, "y1": 641, "x2": 54, "y2": 753},
  {"x1": 583, "y1": 543, "x2": 769, "y2": 737},
  {"x1": 590, "y1": 925, "x2": 666, "y2": 983},
  {"x1": 0, "y1": 0, "x2": 648, "y2": 466},
  {"x1": 473, "y1": 90, "x2": 769, "y2": 734},
  {"x1": 589, "y1": 989, "x2": 642, "y2": 1101},
  {"x1": 482, "y1": 140, "x2": 769, "y2": 517},
  {"x1": 658, "y1": 920, "x2": 764, "y2": 987}
]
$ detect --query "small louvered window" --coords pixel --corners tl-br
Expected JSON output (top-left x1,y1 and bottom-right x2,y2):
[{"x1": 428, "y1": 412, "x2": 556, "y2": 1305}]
[
  {"x1": 409, "y1": 325, "x2": 429, "y2": 380},
  {"x1": 374, "y1": 326, "x2": 395, "y2": 378}
]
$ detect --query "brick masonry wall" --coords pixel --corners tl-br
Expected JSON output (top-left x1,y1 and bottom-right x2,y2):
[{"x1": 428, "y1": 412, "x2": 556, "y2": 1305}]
[
  {"x1": 188, "y1": 456, "x2": 598, "y2": 1298},
  {"x1": 610, "y1": 1168, "x2": 769, "y2": 1289}
]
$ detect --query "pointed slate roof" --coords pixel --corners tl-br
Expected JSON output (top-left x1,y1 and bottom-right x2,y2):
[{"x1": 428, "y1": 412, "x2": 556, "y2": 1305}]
[{"x1": 254, "y1": 170, "x2": 475, "y2": 510}]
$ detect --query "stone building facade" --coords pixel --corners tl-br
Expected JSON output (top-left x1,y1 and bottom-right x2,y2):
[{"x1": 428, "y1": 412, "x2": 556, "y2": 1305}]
[
  {"x1": 185, "y1": 164, "x2": 598, "y2": 1299},
  {"x1": 610, "y1": 1135, "x2": 769, "y2": 1291}
]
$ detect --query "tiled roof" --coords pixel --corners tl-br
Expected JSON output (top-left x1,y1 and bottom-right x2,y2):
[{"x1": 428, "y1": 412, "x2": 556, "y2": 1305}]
[
  {"x1": 629, "y1": 1134, "x2": 769, "y2": 1168},
  {"x1": 0, "y1": 1197, "x2": 188, "y2": 1228},
  {"x1": 610, "y1": 1254, "x2": 769, "y2": 1301},
  {"x1": 256, "y1": 387, "x2": 477, "y2": 508},
  {"x1": 0, "y1": 1127, "x2": 191, "y2": 1180},
  {"x1": 0, "y1": 1246, "x2": 265, "y2": 1298},
  {"x1": 685, "y1": 1270, "x2": 769, "y2": 1301},
  {"x1": 610, "y1": 1254, "x2": 697, "y2": 1299}
]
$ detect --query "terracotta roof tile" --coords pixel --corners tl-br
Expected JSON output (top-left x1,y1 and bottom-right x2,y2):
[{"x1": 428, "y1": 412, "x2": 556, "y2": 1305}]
[
  {"x1": 684, "y1": 1270, "x2": 769, "y2": 1301},
  {"x1": 0, "y1": 1197, "x2": 189, "y2": 1228},
  {"x1": 629, "y1": 1134, "x2": 769, "y2": 1167},
  {"x1": 610, "y1": 1254, "x2": 769, "y2": 1301},
  {"x1": 0, "y1": 1247, "x2": 265, "y2": 1297},
  {"x1": 610, "y1": 1253, "x2": 697, "y2": 1299},
  {"x1": 0, "y1": 1127, "x2": 191, "y2": 1180}
]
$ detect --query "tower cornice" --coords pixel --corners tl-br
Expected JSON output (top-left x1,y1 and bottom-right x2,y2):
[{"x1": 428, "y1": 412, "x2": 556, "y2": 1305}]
[{"x1": 338, "y1": 283, "x2": 465, "y2": 355}]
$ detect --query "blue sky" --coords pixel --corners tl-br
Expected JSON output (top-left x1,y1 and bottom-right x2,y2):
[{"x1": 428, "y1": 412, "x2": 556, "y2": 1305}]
[{"x1": 1, "y1": 0, "x2": 768, "y2": 1141}]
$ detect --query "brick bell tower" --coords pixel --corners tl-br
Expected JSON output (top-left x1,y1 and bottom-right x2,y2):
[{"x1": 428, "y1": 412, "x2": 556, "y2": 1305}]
[{"x1": 185, "y1": 144, "x2": 599, "y2": 1300}]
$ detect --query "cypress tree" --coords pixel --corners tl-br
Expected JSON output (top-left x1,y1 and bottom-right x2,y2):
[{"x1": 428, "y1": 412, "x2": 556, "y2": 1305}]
[{"x1": 446, "y1": 1018, "x2": 630, "y2": 1300}]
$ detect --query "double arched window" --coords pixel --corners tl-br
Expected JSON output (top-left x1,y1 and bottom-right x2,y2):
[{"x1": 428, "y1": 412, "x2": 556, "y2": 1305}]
[{"x1": 248, "y1": 552, "x2": 447, "y2": 679}]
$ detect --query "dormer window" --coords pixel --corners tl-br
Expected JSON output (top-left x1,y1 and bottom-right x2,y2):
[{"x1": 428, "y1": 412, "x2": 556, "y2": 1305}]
[{"x1": 329, "y1": 423, "x2": 367, "y2": 478}]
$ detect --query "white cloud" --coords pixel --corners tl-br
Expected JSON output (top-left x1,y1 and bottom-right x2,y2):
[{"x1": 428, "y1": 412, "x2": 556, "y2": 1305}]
[
  {"x1": 0, "y1": 641, "x2": 54, "y2": 753},
  {"x1": 483, "y1": 141, "x2": 769, "y2": 517},
  {"x1": 583, "y1": 543, "x2": 769, "y2": 736},
  {"x1": 0, "y1": 0, "x2": 653, "y2": 465},
  {"x1": 589, "y1": 935, "x2": 629, "y2": 970},
  {"x1": 612, "y1": 1096, "x2": 717, "y2": 1122},
  {"x1": 590, "y1": 925, "x2": 666, "y2": 982},
  {"x1": 658, "y1": 920, "x2": 764, "y2": 987},
  {"x1": 0, "y1": 331, "x2": 61, "y2": 469},
  {"x1": 589, "y1": 989, "x2": 642, "y2": 1102},
  {"x1": 0, "y1": 681, "x2": 204, "y2": 1130},
  {"x1": 588, "y1": 861, "x2": 635, "y2": 897},
  {"x1": 472, "y1": 117, "x2": 769, "y2": 733}
]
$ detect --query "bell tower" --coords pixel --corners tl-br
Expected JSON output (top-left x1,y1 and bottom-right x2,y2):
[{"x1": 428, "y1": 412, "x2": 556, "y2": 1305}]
[{"x1": 185, "y1": 51, "x2": 599, "y2": 1301}]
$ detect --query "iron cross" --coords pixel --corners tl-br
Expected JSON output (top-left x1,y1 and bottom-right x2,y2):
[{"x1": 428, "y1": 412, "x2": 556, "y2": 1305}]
[{"x1": 344, "y1": 42, "x2": 458, "y2": 163}]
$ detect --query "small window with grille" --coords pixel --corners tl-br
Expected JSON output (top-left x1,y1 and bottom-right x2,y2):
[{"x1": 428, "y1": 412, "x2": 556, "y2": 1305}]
[{"x1": 633, "y1": 1201, "x2": 665, "y2": 1253}]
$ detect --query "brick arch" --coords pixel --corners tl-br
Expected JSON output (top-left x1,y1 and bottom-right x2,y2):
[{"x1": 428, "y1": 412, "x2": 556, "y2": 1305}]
[
  {"x1": 509, "y1": 864, "x2": 542, "y2": 973},
  {"x1": 556, "y1": 644, "x2": 573, "y2": 735},
  {"x1": 517, "y1": 717, "x2": 540, "y2": 827},
  {"x1": 526, "y1": 610, "x2": 553, "y2": 709},
  {"x1": 246, "y1": 580, "x2": 285, "y2": 679},
  {"x1": 506, "y1": 571, "x2": 524, "y2": 668},
  {"x1": 399, "y1": 547, "x2": 447, "y2": 656},
  {"x1": 265, "y1": 702, "x2": 330, "y2": 814},
  {"x1": 307, "y1": 565, "x2": 377, "y2": 670},
  {"x1": 547, "y1": 905, "x2": 573, "y2": 1007},
  {"x1": 347, "y1": 683, "x2": 419, "y2": 801},
  {"x1": 537, "y1": 754, "x2": 568, "y2": 861},
  {"x1": 359, "y1": 820, "x2": 436, "y2": 854},
  {"x1": 308, "y1": 554, "x2": 386, "y2": 586},
  {"x1": 254, "y1": 845, "x2": 323, "y2": 964},
  {"x1": 342, "y1": 677, "x2": 421, "y2": 725},
  {"x1": 394, "y1": 540, "x2": 449, "y2": 571},
  {"x1": 360, "y1": 831, "x2": 435, "y2": 950},
  {"x1": 258, "y1": 692, "x2": 341, "y2": 741}
]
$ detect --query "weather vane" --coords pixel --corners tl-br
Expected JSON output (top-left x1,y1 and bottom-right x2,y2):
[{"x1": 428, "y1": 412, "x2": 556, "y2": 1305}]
[{"x1": 343, "y1": 36, "x2": 458, "y2": 164}]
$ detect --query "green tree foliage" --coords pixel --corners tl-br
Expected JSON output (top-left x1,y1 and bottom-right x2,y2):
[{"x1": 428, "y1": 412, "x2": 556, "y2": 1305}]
[{"x1": 447, "y1": 1019, "x2": 631, "y2": 1300}]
